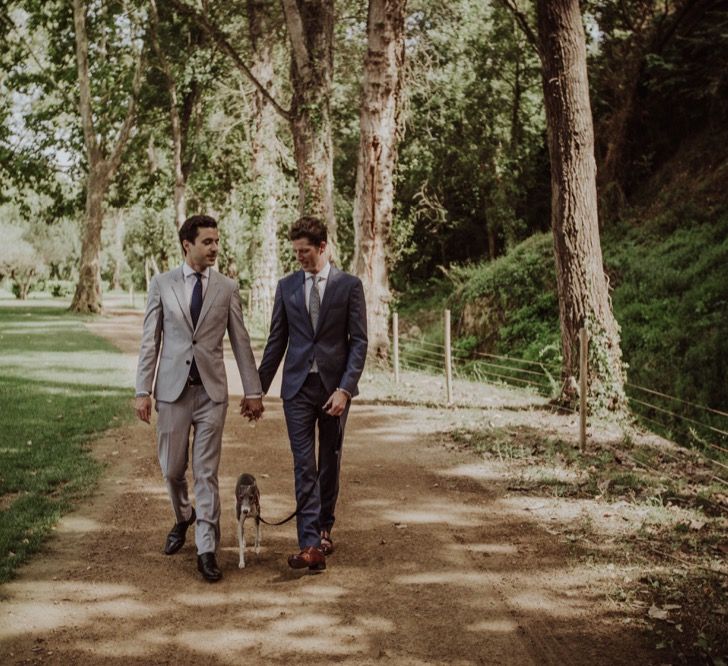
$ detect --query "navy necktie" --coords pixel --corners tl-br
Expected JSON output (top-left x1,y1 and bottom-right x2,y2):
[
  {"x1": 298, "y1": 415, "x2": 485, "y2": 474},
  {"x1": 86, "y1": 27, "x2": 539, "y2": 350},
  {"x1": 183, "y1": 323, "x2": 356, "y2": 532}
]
[
  {"x1": 190, "y1": 272, "x2": 203, "y2": 328},
  {"x1": 189, "y1": 272, "x2": 203, "y2": 381}
]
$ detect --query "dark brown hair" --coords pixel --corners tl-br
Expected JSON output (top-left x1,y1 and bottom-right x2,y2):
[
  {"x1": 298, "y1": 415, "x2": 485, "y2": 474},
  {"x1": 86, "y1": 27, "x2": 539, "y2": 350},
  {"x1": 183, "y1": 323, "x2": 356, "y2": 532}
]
[
  {"x1": 179, "y1": 215, "x2": 217, "y2": 252},
  {"x1": 289, "y1": 215, "x2": 327, "y2": 246}
]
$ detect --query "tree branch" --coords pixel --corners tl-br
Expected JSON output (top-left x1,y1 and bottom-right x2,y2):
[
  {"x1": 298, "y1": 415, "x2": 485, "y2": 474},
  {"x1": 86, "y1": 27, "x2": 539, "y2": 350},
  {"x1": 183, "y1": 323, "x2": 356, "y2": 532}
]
[
  {"x1": 72, "y1": 0, "x2": 99, "y2": 164},
  {"x1": 108, "y1": 42, "x2": 147, "y2": 176},
  {"x1": 168, "y1": 0, "x2": 292, "y2": 121},
  {"x1": 498, "y1": 0, "x2": 541, "y2": 59},
  {"x1": 280, "y1": 0, "x2": 311, "y2": 79}
]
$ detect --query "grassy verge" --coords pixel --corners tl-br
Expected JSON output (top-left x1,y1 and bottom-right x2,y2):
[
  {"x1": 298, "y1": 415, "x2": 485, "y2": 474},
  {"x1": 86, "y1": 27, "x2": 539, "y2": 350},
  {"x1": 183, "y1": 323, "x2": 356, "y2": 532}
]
[
  {"x1": 447, "y1": 423, "x2": 728, "y2": 663},
  {"x1": 0, "y1": 305, "x2": 134, "y2": 583}
]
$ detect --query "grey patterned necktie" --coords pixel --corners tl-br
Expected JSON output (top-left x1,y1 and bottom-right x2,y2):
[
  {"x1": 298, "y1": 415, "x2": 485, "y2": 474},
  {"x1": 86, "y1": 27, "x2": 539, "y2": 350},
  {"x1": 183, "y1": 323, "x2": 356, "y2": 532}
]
[{"x1": 309, "y1": 274, "x2": 322, "y2": 330}]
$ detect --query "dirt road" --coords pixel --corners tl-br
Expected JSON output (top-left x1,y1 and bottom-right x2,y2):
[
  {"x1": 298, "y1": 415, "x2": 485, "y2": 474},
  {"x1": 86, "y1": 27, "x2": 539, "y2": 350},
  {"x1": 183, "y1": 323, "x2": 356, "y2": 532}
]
[{"x1": 0, "y1": 310, "x2": 656, "y2": 665}]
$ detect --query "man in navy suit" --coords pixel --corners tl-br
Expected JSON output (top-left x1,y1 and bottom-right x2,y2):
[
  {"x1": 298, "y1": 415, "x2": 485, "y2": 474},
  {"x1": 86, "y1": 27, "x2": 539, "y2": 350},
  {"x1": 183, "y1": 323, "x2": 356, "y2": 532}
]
[{"x1": 258, "y1": 216, "x2": 368, "y2": 570}]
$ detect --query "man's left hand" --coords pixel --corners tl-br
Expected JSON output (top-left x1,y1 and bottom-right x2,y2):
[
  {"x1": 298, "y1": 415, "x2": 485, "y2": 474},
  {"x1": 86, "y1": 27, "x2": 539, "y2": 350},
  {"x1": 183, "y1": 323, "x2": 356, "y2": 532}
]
[
  {"x1": 241, "y1": 397, "x2": 264, "y2": 421},
  {"x1": 323, "y1": 389, "x2": 348, "y2": 416}
]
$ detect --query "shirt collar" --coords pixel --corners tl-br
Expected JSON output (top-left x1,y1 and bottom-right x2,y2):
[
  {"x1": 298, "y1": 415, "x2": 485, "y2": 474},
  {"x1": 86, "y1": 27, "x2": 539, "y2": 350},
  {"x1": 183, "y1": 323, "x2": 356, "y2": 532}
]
[
  {"x1": 182, "y1": 263, "x2": 210, "y2": 279},
  {"x1": 307, "y1": 261, "x2": 331, "y2": 281}
]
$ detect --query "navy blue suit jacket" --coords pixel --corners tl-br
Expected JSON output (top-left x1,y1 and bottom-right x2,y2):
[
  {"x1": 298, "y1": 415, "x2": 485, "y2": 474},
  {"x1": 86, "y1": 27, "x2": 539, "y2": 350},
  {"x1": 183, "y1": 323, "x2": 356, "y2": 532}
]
[{"x1": 258, "y1": 267, "x2": 368, "y2": 400}]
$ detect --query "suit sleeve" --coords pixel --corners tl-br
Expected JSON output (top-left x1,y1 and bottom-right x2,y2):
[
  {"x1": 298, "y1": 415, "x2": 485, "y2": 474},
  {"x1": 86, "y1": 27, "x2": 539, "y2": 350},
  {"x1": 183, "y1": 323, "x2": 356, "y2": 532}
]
[
  {"x1": 338, "y1": 277, "x2": 368, "y2": 397},
  {"x1": 227, "y1": 284, "x2": 263, "y2": 397},
  {"x1": 135, "y1": 275, "x2": 163, "y2": 394},
  {"x1": 257, "y1": 280, "x2": 289, "y2": 394}
]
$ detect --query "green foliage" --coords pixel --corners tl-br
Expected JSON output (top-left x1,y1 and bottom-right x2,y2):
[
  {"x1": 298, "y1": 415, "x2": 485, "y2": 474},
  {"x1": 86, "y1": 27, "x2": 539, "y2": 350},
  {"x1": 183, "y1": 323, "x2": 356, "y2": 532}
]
[
  {"x1": 605, "y1": 207, "x2": 728, "y2": 414},
  {"x1": 0, "y1": 222, "x2": 47, "y2": 299},
  {"x1": 390, "y1": 0, "x2": 547, "y2": 287},
  {"x1": 0, "y1": 306, "x2": 133, "y2": 582},
  {"x1": 449, "y1": 233, "x2": 561, "y2": 367}
]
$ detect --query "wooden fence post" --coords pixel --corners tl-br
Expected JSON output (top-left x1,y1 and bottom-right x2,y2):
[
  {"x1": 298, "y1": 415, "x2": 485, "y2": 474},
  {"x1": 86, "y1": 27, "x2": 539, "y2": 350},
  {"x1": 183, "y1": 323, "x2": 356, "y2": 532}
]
[
  {"x1": 445, "y1": 309, "x2": 453, "y2": 405},
  {"x1": 393, "y1": 312, "x2": 400, "y2": 384},
  {"x1": 579, "y1": 327, "x2": 589, "y2": 449}
]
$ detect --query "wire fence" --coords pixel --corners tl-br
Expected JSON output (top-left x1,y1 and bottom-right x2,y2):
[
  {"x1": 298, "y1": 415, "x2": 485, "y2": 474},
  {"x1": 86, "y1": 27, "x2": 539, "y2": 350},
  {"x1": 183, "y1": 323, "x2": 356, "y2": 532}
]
[{"x1": 391, "y1": 310, "x2": 728, "y2": 489}]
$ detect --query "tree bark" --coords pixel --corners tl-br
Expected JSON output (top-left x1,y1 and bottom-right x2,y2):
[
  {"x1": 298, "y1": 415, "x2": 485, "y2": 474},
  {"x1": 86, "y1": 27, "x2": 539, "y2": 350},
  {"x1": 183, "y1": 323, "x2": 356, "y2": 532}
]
[
  {"x1": 351, "y1": 0, "x2": 407, "y2": 360},
  {"x1": 70, "y1": 0, "x2": 143, "y2": 313},
  {"x1": 149, "y1": 0, "x2": 187, "y2": 228},
  {"x1": 281, "y1": 0, "x2": 338, "y2": 256},
  {"x1": 248, "y1": 0, "x2": 281, "y2": 320},
  {"x1": 536, "y1": 0, "x2": 626, "y2": 412}
]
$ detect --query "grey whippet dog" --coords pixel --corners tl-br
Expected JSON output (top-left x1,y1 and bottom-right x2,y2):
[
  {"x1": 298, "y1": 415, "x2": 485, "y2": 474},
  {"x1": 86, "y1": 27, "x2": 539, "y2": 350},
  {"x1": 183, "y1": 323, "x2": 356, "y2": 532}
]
[{"x1": 235, "y1": 473, "x2": 261, "y2": 568}]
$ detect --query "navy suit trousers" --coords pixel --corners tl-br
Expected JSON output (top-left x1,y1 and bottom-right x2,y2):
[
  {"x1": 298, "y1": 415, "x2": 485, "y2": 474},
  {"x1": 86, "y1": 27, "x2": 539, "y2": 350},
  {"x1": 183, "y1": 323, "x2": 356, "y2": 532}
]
[{"x1": 283, "y1": 373, "x2": 350, "y2": 549}]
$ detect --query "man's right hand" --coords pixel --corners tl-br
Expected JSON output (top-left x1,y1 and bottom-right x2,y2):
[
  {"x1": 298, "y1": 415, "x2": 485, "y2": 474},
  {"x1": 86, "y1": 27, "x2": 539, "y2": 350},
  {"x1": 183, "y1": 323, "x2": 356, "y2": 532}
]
[
  {"x1": 135, "y1": 395, "x2": 152, "y2": 423},
  {"x1": 241, "y1": 397, "x2": 264, "y2": 421}
]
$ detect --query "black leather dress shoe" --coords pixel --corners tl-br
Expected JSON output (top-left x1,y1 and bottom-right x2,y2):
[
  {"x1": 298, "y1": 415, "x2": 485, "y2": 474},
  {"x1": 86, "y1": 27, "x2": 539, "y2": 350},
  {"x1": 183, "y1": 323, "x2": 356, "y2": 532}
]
[
  {"x1": 197, "y1": 552, "x2": 222, "y2": 582},
  {"x1": 164, "y1": 507, "x2": 196, "y2": 555}
]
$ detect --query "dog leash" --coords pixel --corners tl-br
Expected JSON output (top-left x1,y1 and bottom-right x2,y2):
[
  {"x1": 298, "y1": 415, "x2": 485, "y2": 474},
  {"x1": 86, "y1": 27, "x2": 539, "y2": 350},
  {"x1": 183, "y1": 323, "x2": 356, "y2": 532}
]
[
  {"x1": 257, "y1": 468, "x2": 321, "y2": 526},
  {"x1": 257, "y1": 414, "x2": 343, "y2": 527}
]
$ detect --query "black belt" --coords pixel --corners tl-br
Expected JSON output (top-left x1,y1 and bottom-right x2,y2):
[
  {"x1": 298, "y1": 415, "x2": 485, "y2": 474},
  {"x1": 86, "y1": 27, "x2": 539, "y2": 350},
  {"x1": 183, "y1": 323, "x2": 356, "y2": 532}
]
[{"x1": 186, "y1": 376, "x2": 203, "y2": 386}]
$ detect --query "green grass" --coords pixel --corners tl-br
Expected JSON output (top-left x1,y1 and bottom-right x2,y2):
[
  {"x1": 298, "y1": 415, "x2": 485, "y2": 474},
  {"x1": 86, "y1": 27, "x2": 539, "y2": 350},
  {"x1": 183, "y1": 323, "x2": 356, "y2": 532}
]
[{"x1": 0, "y1": 306, "x2": 134, "y2": 582}]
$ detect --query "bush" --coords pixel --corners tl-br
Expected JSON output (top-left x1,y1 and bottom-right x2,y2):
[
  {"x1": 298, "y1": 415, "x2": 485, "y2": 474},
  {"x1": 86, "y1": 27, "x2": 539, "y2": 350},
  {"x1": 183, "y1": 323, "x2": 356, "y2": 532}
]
[
  {"x1": 48, "y1": 280, "x2": 75, "y2": 298},
  {"x1": 448, "y1": 233, "x2": 561, "y2": 365}
]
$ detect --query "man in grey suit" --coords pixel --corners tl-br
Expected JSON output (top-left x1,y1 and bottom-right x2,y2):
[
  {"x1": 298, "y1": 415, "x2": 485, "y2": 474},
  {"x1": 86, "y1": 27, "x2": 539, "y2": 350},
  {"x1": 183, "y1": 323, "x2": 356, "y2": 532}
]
[
  {"x1": 258, "y1": 216, "x2": 367, "y2": 571},
  {"x1": 135, "y1": 215, "x2": 263, "y2": 582}
]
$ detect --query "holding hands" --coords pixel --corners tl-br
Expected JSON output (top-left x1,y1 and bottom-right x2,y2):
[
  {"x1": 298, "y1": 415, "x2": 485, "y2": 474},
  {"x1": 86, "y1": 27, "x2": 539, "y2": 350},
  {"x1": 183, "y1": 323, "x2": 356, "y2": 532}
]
[{"x1": 241, "y1": 396, "x2": 265, "y2": 422}]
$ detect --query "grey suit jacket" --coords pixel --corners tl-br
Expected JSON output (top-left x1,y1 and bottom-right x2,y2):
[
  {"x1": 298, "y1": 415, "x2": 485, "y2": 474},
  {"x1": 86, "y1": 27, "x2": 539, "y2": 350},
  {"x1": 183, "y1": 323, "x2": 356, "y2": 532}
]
[
  {"x1": 136, "y1": 266, "x2": 262, "y2": 403},
  {"x1": 258, "y1": 267, "x2": 368, "y2": 400}
]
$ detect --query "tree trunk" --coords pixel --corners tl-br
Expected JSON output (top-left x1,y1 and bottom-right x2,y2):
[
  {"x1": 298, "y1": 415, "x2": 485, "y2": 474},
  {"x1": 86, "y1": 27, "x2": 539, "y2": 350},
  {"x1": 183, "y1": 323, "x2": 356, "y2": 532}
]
[
  {"x1": 351, "y1": 0, "x2": 407, "y2": 360},
  {"x1": 112, "y1": 210, "x2": 125, "y2": 291},
  {"x1": 70, "y1": 0, "x2": 143, "y2": 313},
  {"x1": 281, "y1": 0, "x2": 338, "y2": 256},
  {"x1": 248, "y1": 0, "x2": 281, "y2": 320},
  {"x1": 536, "y1": 0, "x2": 626, "y2": 412},
  {"x1": 71, "y1": 168, "x2": 107, "y2": 313}
]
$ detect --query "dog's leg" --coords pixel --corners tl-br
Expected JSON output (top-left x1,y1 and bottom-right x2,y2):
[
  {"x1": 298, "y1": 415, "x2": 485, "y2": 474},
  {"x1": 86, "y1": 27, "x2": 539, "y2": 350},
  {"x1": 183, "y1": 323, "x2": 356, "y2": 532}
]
[
  {"x1": 237, "y1": 516, "x2": 246, "y2": 569},
  {"x1": 254, "y1": 518, "x2": 261, "y2": 555}
]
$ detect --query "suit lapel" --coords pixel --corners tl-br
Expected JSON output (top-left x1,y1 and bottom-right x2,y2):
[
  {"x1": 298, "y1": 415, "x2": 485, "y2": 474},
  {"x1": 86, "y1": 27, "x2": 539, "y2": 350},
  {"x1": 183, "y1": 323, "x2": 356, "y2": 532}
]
[
  {"x1": 195, "y1": 269, "x2": 221, "y2": 330},
  {"x1": 286, "y1": 270, "x2": 308, "y2": 331},
  {"x1": 170, "y1": 267, "x2": 194, "y2": 331},
  {"x1": 316, "y1": 266, "x2": 341, "y2": 333}
]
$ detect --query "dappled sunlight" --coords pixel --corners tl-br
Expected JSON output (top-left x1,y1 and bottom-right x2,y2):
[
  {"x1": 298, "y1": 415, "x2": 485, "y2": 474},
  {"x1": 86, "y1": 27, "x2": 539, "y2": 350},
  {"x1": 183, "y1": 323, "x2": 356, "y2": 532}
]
[
  {"x1": 466, "y1": 619, "x2": 519, "y2": 633},
  {"x1": 1, "y1": 351, "x2": 136, "y2": 387},
  {"x1": 383, "y1": 502, "x2": 488, "y2": 527},
  {"x1": 0, "y1": 581, "x2": 155, "y2": 638},
  {"x1": 55, "y1": 515, "x2": 104, "y2": 534},
  {"x1": 394, "y1": 571, "x2": 499, "y2": 587},
  {"x1": 508, "y1": 590, "x2": 584, "y2": 617},
  {"x1": 497, "y1": 495, "x2": 700, "y2": 536},
  {"x1": 439, "y1": 462, "x2": 512, "y2": 482}
]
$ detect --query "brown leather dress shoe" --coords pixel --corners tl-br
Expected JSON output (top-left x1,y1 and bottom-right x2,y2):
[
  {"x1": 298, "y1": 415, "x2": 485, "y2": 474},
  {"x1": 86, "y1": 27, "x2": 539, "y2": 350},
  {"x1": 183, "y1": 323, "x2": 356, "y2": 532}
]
[{"x1": 288, "y1": 546, "x2": 326, "y2": 571}]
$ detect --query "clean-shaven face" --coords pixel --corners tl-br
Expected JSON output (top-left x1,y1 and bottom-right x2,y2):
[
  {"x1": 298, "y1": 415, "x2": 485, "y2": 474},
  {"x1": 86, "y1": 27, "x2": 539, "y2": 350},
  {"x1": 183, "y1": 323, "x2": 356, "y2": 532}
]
[
  {"x1": 292, "y1": 238, "x2": 326, "y2": 273},
  {"x1": 184, "y1": 227, "x2": 219, "y2": 269}
]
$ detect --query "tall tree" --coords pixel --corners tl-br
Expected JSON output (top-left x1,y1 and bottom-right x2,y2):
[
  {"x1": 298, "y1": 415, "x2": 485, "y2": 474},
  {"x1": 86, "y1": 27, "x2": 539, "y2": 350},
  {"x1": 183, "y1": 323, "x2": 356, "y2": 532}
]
[
  {"x1": 170, "y1": 0, "x2": 339, "y2": 255},
  {"x1": 350, "y1": 0, "x2": 407, "y2": 359},
  {"x1": 70, "y1": 0, "x2": 145, "y2": 313},
  {"x1": 535, "y1": 0, "x2": 626, "y2": 409},
  {"x1": 148, "y1": 0, "x2": 204, "y2": 229},
  {"x1": 247, "y1": 0, "x2": 283, "y2": 318},
  {"x1": 281, "y1": 0, "x2": 338, "y2": 253}
]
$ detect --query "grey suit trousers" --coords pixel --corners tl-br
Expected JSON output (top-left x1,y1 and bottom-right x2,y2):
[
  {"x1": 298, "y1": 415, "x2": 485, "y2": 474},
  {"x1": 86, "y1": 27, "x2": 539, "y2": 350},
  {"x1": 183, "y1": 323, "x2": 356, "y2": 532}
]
[{"x1": 156, "y1": 384, "x2": 227, "y2": 555}]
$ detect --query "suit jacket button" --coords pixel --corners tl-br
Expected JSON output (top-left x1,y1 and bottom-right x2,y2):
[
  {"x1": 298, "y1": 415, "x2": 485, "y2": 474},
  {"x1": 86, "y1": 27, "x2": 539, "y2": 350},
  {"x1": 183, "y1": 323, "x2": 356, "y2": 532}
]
[
  {"x1": 192, "y1": 340, "x2": 196, "y2": 345},
  {"x1": 186, "y1": 360, "x2": 191, "y2": 365}
]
